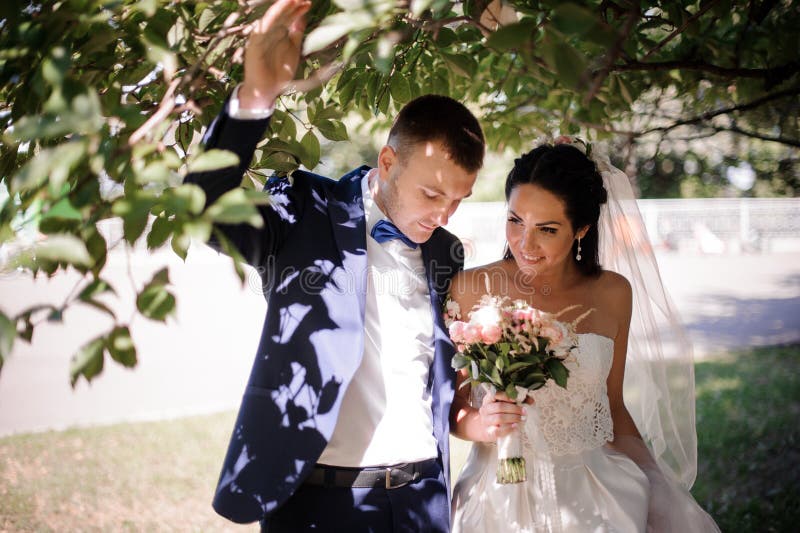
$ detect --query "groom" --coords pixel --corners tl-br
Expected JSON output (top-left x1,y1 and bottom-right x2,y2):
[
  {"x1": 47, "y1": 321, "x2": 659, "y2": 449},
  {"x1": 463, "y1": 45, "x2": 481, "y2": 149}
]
[{"x1": 184, "y1": 0, "x2": 485, "y2": 530}]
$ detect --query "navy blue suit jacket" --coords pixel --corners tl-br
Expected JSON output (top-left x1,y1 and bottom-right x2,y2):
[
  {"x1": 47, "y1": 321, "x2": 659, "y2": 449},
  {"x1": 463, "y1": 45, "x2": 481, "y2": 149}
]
[{"x1": 185, "y1": 107, "x2": 463, "y2": 524}]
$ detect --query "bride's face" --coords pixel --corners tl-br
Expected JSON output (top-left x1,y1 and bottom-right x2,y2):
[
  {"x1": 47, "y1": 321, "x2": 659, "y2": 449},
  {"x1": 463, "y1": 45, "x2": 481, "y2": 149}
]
[{"x1": 506, "y1": 183, "x2": 586, "y2": 277}]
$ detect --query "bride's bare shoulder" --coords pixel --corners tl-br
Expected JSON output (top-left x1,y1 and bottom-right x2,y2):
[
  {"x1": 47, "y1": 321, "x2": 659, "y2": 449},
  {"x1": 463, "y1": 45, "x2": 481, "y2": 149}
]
[
  {"x1": 450, "y1": 260, "x2": 510, "y2": 309},
  {"x1": 594, "y1": 270, "x2": 632, "y2": 305}
]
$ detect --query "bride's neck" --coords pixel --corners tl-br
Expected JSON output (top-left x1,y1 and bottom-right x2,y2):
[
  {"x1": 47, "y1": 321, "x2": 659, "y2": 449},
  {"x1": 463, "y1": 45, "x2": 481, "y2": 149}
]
[{"x1": 514, "y1": 259, "x2": 582, "y2": 296}]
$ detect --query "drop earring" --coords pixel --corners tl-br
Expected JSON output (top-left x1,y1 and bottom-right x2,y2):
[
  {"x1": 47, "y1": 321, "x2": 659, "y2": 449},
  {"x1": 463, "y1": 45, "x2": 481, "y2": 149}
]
[{"x1": 575, "y1": 237, "x2": 582, "y2": 261}]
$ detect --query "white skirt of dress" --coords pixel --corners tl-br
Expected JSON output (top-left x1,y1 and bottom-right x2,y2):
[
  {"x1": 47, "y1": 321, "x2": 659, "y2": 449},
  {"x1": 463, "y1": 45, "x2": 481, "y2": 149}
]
[{"x1": 452, "y1": 441, "x2": 650, "y2": 533}]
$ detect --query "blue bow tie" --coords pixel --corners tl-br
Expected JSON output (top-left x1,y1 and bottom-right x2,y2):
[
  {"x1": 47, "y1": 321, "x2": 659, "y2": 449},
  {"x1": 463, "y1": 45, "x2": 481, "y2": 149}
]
[{"x1": 370, "y1": 219, "x2": 418, "y2": 249}]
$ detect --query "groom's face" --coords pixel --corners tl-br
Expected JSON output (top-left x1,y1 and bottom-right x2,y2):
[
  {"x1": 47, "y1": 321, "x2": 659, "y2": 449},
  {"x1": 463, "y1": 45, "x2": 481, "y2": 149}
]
[{"x1": 375, "y1": 141, "x2": 476, "y2": 244}]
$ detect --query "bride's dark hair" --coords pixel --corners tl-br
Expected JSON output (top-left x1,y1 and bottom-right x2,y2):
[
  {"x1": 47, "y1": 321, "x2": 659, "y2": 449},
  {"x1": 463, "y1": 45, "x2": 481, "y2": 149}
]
[{"x1": 503, "y1": 143, "x2": 608, "y2": 277}]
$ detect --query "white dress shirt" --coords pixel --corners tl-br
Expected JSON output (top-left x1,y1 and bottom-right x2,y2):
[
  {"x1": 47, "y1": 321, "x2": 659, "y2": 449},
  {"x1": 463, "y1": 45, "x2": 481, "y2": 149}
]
[{"x1": 317, "y1": 170, "x2": 438, "y2": 467}]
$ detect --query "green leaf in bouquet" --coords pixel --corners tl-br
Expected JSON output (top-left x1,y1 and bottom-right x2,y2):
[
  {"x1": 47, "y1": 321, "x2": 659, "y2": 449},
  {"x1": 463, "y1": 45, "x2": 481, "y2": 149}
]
[
  {"x1": 495, "y1": 355, "x2": 505, "y2": 371},
  {"x1": 522, "y1": 371, "x2": 546, "y2": 389},
  {"x1": 518, "y1": 352, "x2": 542, "y2": 364},
  {"x1": 490, "y1": 366, "x2": 502, "y2": 387},
  {"x1": 485, "y1": 349, "x2": 497, "y2": 363},
  {"x1": 546, "y1": 359, "x2": 569, "y2": 388},
  {"x1": 506, "y1": 360, "x2": 534, "y2": 372},
  {"x1": 497, "y1": 342, "x2": 511, "y2": 357},
  {"x1": 452, "y1": 353, "x2": 469, "y2": 370},
  {"x1": 505, "y1": 383, "x2": 518, "y2": 400}
]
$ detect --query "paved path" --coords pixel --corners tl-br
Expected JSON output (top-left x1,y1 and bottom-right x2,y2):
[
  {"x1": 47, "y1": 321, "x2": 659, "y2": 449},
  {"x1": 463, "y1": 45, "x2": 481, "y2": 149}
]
[{"x1": 1, "y1": 243, "x2": 797, "y2": 437}]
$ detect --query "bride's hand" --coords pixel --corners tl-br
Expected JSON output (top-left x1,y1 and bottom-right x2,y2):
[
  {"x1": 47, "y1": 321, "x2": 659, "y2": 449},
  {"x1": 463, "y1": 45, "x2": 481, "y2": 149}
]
[{"x1": 478, "y1": 391, "x2": 529, "y2": 442}]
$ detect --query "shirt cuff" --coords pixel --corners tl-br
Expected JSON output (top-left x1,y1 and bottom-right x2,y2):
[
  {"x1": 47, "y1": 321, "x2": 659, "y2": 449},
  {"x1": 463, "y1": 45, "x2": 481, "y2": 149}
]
[{"x1": 227, "y1": 84, "x2": 275, "y2": 120}]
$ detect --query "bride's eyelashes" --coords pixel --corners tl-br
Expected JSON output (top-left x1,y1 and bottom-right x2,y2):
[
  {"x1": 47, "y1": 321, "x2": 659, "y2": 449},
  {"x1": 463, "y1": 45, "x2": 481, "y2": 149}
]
[{"x1": 506, "y1": 216, "x2": 559, "y2": 235}]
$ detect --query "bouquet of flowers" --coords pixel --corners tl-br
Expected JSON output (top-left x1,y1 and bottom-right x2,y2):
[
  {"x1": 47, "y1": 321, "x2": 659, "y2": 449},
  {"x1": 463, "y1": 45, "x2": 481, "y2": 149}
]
[{"x1": 446, "y1": 292, "x2": 589, "y2": 484}]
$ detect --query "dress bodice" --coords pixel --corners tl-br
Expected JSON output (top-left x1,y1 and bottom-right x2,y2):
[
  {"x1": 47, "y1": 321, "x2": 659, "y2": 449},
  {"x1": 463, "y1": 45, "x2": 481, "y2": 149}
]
[
  {"x1": 472, "y1": 333, "x2": 616, "y2": 456},
  {"x1": 528, "y1": 333, "x2": 615, "y2": 456}
]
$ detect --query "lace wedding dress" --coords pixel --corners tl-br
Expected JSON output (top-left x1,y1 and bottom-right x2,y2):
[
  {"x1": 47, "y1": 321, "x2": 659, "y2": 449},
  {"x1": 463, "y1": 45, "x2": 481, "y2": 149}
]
[{"x1": 451, "y1": 333, "x2": 719, "y2": 533}]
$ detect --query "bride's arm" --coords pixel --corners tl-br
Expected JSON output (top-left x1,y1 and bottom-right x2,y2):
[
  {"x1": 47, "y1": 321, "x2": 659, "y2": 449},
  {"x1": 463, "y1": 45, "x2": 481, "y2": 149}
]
[
  {"x1": 604, "y1": 272, "x2": 674, "y2": 528},
  {"x1": 605, "y1": 273, "x2": 644, "y2": 441},
  {"x1": 447, "y1": 270, "x2": 526, "y2": 443}
]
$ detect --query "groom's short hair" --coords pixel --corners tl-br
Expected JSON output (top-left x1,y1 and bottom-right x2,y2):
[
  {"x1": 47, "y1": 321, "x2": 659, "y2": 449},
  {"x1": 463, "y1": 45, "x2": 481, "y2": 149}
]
[{"x1": 387, "y1": 94, "x2": 485, "y2": 173}]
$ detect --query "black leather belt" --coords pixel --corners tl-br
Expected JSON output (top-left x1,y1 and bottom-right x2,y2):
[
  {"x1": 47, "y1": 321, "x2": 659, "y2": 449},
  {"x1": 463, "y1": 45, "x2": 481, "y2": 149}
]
[{"x1": 305, "y1": 459, "x2": 437, "y2": 490}]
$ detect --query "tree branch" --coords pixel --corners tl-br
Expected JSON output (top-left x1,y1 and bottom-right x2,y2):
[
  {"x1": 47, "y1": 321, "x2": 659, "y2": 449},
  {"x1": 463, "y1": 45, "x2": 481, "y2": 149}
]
[
  {"x1": 639, "y1": 85, "x2": 800, "y2": 135},
  {"x1": 584, "y1": 3, "x2": 640, "y2": 105},
  {"x1": 708, "y1": 125, "x2": 800, "y2": 148},
  {"x1": 611, "y1": 59, "x2": 800, "y2": 83},
  {"x1": 642, "y1": 0, "x2": 720, "y2": 59}
]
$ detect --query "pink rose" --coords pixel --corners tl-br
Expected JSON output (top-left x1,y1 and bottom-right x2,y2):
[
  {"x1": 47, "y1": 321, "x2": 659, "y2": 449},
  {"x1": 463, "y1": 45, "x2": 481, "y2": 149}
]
[
  {"x1": 479, "y1": 324, "x2": 503, "y2": 344},
  {"x1": 512, "y1": 308, "x2": 531, "y2": 322},
  {"x1": 462, "y1": 324, "x2": 482, "y2": 344},
  {"x1": 448, "y1": 321, "x2": 467, "y2": 343}
]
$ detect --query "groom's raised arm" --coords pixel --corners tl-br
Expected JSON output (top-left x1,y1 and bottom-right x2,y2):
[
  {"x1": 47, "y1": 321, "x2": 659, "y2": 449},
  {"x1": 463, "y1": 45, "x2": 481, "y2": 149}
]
[{"x1": 184, "y1": 0, "x2": 311, "y2": 266}]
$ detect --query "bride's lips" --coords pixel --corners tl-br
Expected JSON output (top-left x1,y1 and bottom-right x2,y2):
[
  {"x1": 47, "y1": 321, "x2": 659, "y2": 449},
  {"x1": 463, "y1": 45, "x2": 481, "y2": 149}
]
[{"x1": 518, "y1": 254, "x2": 545, "y2": 265}]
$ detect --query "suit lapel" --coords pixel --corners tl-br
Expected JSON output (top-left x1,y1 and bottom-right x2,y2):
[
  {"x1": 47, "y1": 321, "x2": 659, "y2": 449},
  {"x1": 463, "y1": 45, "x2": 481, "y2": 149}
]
[{"x1": 421, "y1": 231, "x2": 460, "y2": 494}]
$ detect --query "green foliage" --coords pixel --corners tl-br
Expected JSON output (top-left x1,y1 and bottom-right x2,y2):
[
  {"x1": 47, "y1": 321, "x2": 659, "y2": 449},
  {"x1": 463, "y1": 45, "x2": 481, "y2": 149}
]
[{"x1": 1, "y1": 0, "x2": 798, "y2": 383}]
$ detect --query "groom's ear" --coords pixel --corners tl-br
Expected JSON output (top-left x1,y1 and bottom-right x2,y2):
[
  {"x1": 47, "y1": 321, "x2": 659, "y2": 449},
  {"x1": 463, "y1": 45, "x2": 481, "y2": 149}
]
[{"x1": 377, "y1": 145, "x2": 397, "y2": 181}]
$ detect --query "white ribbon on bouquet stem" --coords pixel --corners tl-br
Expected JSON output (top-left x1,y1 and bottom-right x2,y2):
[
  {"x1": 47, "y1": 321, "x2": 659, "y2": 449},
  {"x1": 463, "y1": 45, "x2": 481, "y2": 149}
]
[{"x1": 485, "y1": 384, "x2": 563, "y2": 533}]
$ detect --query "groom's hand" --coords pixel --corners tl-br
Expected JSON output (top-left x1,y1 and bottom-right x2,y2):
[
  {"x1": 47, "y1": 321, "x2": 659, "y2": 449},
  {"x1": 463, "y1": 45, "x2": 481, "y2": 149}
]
[
  {"x1": 479, "y1": 392, "x2": 528, "y2": 441},
  {"x1": 240, "y1": 0, "x2": 311, "y2": 110}
]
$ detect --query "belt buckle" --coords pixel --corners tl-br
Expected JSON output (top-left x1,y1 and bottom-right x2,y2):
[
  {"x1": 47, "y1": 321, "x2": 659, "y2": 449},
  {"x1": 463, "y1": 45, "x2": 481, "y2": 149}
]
[
  {"x1": 384, "y1": 466, "x2": 419, "y2": 490},
  {"x1": 385, "y1": 467, "x2": 409, "y2": 490}
]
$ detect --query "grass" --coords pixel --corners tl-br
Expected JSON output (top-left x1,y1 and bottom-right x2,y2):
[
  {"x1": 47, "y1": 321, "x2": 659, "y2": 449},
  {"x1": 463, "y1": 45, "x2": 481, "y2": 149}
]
[
  {"x1": 691, "y1": 344, "x2": 800, "y2": 532},
  {"x1": 1, "y1": 344, "x2": 798, "y2": 531}
]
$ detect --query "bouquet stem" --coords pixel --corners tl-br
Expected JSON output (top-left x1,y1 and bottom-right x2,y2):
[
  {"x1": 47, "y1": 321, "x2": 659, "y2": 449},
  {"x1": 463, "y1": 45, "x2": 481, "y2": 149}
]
[{"x1": 496, "y1": 428, "x2": 526, "y2": 484}]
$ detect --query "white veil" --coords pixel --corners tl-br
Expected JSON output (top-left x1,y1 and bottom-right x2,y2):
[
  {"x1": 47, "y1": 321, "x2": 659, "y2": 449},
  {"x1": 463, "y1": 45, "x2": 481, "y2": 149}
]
[{"x1": 592, "y1": 148, "x2": 698, "y2": 489}]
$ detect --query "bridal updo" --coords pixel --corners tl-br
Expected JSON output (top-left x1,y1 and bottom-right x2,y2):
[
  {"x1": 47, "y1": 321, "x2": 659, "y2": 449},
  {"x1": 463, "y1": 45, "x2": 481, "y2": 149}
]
[{"x1": 504, "y1": 143, "x2": 608, "y2": 277}]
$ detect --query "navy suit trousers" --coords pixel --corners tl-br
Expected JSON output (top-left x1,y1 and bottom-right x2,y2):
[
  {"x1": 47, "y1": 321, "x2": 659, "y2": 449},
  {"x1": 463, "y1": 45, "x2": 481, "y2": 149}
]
[{"x1": 260, "y1": 460, "x2": 449, "y2": 532}]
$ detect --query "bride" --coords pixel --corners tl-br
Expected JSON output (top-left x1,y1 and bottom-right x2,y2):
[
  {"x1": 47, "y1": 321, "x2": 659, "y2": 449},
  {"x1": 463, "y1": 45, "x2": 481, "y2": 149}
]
[{"x1": 449, "y1": 140, "x2": 720, "y2": 532}]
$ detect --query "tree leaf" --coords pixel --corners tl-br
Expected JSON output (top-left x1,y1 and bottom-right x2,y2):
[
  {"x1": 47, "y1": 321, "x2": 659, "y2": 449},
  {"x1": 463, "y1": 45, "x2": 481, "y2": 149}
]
[
  {"x1": 10, "y1": 233, "x2": 93, "y2": 268},
  {"x1": 136, "y1": 271, "x2": 176, "y2": 322},
  {"x1": 108, "y1": 326, "x2": 137, "y2": 367},
  {"x1": 299, "y1": 131, "x2": 321, "y2": 169},
  {"x1": 551, "y1": 3, "x2": 598, "y2": 36},
  {"x1": 187, "y1": 149, "x2": 239, "y2": 173},
  {"x1": 0, "y1": 311, "x2": 15, "y2": 371},
  {"x1": 206, "y1": 189, "x2": 267, "y2": 227},
  {"x1": 147, "y1": 215, "x2": 174, "y2": 249},
  {"x1": 389, "y1": 75, "x2": 412, "y2": 104},
  {"x1": 486, "y1": 20, "x2": 537, "y2": 50},
  {"x1": 78, "y1": 278, "x2": 116, "y2": 301},
  {"x1": 10, "y1": 141, "x2": 87, "y2": 193},
  {"x1": 303, "y1": 12, "x2": 373, "y2": 55},
  {"x1": 316, "y1": 120, "x2": 349, "y2": 141},
  {"x1": 541, "y1": 32, "x2": 588, "y2": 90},
  {"x1": 70, "y1": 337, "x2": 105, "y2": 387},
  {"x1": 441, "y1": 51, "x2": 477, "y2": 78}
]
